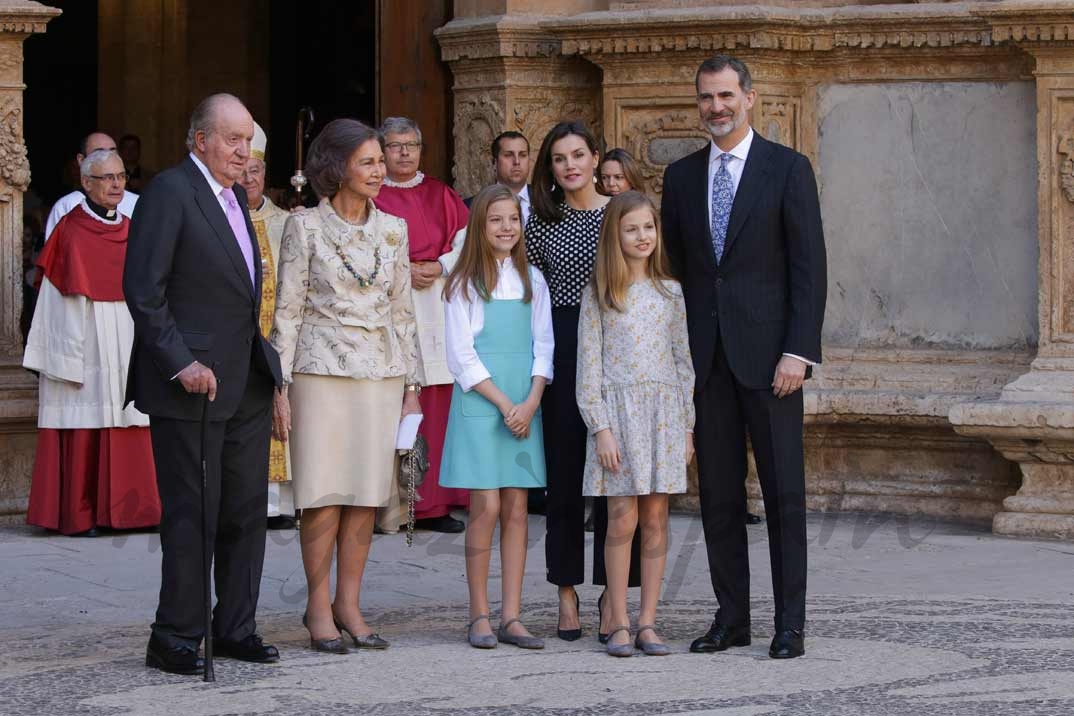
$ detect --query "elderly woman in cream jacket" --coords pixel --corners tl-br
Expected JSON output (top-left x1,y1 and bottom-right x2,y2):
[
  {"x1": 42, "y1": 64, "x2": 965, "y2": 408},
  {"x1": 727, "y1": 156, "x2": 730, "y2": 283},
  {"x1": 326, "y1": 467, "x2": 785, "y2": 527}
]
[{"x1": 271, "y1": 119, "x2": 419, "y2": 654}]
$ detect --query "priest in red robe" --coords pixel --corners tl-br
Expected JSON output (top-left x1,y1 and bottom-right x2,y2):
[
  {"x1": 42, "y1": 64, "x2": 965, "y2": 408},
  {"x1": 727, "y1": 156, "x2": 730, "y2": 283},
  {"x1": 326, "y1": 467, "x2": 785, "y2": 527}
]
[
  {"x1": 23, "y1": 149, "x2": 160, "y2": 536},
  {"x1": 374, "y1": 117, "x2": 469, "y2": 533}
]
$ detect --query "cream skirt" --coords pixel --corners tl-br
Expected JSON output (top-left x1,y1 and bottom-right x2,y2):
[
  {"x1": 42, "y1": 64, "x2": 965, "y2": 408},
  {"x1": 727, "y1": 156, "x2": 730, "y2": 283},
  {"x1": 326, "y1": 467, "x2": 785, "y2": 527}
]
[{"x1": 289, "y1": 373, "x2": 403, "y2": 510}]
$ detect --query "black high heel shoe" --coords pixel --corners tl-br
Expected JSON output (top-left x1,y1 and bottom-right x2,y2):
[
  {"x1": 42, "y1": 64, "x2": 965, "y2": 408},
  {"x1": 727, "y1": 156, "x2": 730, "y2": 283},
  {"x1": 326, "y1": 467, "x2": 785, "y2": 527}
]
[
  {"x1": 557, "y1": 590, "x2": 582, "y2": 641},
  {"x1": 597, "y1": 589, "x2": 610, "y2": 644}
]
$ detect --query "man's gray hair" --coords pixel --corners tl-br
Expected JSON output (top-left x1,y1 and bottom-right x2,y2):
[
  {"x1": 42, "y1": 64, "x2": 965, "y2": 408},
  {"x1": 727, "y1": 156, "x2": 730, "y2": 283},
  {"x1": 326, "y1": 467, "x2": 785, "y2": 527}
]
[
  {"x1": 185, "y1": 93, "x2": 244, "y2": 150},
  {"x1": 80, "y1": 148, "x2": 121, "y2": 177},
  {"x1": 379, "y1": 116, "x2": 422, "y2": 143}
]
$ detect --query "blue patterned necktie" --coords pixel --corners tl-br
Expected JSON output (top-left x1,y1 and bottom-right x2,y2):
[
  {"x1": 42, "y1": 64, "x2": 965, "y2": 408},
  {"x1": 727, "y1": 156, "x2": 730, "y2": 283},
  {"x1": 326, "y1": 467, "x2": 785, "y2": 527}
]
[{"x1": 710, "y1": 152, "x2": 734, "y2": 264}]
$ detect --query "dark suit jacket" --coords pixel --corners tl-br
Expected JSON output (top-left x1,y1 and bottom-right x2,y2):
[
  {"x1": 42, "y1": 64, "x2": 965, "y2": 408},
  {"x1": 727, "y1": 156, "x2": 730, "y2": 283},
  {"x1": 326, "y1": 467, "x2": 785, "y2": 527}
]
[
  {"x1": 661, "y1": 133, "x2": 826, "y2": 391},
  {"x1": 123, "y1": 156, "x2": 282, "y2": 421}
]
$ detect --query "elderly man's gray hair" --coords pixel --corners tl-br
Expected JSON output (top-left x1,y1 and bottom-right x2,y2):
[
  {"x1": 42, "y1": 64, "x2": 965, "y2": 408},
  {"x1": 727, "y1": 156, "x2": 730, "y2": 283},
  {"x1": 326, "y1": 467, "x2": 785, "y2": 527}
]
[
  {"x1": 379, "y1": 116, "x2": 422, "y2": 143},
  {"x1": 185, "y1": 93, "x2": 245, "y2": 150},
  {"x1": 80, "y1": 148, "x2": 122, "y2": 177}
]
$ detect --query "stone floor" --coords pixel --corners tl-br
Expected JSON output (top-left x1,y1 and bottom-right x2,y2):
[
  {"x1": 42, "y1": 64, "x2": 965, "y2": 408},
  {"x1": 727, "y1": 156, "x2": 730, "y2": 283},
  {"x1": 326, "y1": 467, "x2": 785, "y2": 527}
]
[{"x1": 1, "y1": 511, "x2": 1072, "y2": 715}]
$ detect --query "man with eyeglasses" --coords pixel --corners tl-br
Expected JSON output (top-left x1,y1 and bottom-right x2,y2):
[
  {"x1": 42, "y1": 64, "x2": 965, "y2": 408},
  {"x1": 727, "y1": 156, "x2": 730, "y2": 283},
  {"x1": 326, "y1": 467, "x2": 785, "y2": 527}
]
[
  {"x1": 373, "y1": 116, "x2": 470, "y2": 534},
  {"x1": 24, "y1": 148, "x2": 161, "y2": 538},
  {"x1": 45, "y1": 131, "x2": 140, "y2": 240}
]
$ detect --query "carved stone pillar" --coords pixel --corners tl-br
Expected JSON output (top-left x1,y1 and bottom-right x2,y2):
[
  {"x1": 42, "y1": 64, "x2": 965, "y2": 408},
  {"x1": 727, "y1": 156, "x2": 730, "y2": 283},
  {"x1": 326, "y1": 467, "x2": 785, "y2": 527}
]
[
  {"x1": 950, "y1": 8, "x2": 1074, "y2": 539},
  {"x1": 0, "y1": 1, "x2": 58, "y2": 519},
  {"x1": 436, "y1": 13, "x2": 602, "y2": 197}
]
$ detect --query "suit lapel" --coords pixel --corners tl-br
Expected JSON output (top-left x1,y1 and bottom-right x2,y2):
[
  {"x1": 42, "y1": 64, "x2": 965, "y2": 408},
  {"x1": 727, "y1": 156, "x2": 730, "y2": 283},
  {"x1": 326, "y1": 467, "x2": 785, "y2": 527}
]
[
  {"x1": 183, "y1": 158, "x2": 256, "y2": 296},
  {"x1": 682, "y1": 146, "x2": 718, "y2": 273},
  {"x1": 722, "y1": 133, "x2": 773, "y2": 258}
]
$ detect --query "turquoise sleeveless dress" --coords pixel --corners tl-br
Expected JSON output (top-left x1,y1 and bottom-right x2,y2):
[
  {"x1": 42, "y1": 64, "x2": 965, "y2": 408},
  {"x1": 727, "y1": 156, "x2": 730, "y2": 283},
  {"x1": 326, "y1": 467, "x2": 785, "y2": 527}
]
[{"x1": 439, "y1": 298, "x2": 547, "y2": 489}]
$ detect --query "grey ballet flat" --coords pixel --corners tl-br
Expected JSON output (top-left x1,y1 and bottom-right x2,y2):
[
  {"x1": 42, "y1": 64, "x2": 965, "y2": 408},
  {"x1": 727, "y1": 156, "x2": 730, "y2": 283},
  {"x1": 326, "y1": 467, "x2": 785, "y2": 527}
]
[
  {"x1": 467, "y1": 614, "x2": 498, "y2": 649},
  {"x1": 634, "y1": 624, "x2": 671, "y2": 656},
  {"x1": 606, "y1": 625, "x2": 634, "y2": 657},
  {"x1": 497, "y1": 618, "x2": 545, "y2": 649}
]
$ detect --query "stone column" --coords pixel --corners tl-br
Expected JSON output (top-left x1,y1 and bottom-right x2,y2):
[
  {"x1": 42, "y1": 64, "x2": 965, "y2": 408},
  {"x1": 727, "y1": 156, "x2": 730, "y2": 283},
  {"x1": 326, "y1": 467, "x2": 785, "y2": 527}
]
[
  {"x1": 950, "y1": 8, "x2": 1074, "y2": 539},
  {"x1": 0, "y1": 0, "x2": 58, "y2": 519},
  {"x1": 436, "y1": 3, "x2": 603, "y2": 196}
]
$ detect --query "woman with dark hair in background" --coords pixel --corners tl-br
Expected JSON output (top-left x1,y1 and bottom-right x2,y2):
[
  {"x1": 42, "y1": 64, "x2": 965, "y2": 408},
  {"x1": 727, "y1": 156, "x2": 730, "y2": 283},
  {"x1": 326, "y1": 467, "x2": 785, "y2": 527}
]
[
  {"x1": 271, "y1": 118, "x2": 420, "y2": 653},
  {"x1": 598, "y1": 148, "x2": 645, "y2": 197},
  {"x1": 525, "y1": 121, "x2": 641, "y2": 643}
]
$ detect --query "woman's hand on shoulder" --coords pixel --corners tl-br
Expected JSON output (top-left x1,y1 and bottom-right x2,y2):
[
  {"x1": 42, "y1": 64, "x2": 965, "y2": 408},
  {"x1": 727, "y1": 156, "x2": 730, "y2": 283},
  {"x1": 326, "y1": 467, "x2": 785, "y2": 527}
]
[{"x1": 595, "y1": 429, "x2": 621, "y2": 474}]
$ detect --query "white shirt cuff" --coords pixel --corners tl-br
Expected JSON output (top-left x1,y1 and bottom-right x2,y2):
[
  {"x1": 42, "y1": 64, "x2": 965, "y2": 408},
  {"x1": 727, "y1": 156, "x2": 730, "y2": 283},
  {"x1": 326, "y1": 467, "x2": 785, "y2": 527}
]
[
  {"x1": 531, "y1": 358, "x2": 554, "y2": 384},
  {"x1": 458, "y1": 364, "x2": 491, "y2": 392},
  {"x1": 782, "y1": 353, "x2": 816, "y2": 367}
]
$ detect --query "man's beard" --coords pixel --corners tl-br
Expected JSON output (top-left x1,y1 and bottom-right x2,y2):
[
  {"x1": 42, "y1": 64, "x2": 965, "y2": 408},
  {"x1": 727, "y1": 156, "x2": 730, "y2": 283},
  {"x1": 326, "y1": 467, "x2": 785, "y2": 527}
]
[{"x1": 705, "y1": 111, "x2": 744, "y2": 138}]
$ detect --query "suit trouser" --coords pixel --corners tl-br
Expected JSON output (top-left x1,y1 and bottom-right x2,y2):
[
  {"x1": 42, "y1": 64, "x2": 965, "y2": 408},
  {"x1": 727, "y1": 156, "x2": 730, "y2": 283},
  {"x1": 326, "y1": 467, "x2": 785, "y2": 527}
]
[
  {"x1": 695, "y1": 337, "x2": 807, "y2": 632},
  {"x1": 149, "y1": 369, "x2": 273, "y2": 649},
  {"x1": 544, "y1": 305, "x2": 640, "y2": 588}
]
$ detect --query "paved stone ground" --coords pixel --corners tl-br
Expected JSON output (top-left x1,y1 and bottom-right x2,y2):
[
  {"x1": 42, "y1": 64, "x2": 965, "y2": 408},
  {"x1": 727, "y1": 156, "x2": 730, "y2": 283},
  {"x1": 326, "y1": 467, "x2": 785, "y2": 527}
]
[{"x1": 1, "y1": 511, "x2": 1073, "y2": 715}]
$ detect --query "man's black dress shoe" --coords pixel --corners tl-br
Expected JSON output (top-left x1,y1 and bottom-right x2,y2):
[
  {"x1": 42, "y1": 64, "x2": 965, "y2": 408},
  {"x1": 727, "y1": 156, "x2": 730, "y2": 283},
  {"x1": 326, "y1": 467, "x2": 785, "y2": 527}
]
[
  {"x1": 413, "y1": 515, "x2": 465, "y2": 533},
  {"x1": 689, "y1": 622, "x2": 752, "y2": 653},
  {"x1": 213, "y1": 633, "x2": 280, "y2": 663},
  {"x1": 267, "y1": 515, "x2": 297, "y2": 530},
  {"x1": 745, "y1": 512, "x2": 763, "y2": 525},
  {"x1": 769, "y1": 629, "x2": 804, "y2": 659},
  {"x1": 145, "y1": 636, "x2": 204, "y2": 675},
  {"x1": 70, "y1": 527, "x2": 99, "y2": 538}
]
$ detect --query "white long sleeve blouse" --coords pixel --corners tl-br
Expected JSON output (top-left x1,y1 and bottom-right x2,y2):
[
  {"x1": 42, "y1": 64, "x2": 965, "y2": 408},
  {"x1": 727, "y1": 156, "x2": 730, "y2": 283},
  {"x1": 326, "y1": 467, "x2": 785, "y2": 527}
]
[{"x1": 444, "y1": 258, "x2": 554, "y2": 392}]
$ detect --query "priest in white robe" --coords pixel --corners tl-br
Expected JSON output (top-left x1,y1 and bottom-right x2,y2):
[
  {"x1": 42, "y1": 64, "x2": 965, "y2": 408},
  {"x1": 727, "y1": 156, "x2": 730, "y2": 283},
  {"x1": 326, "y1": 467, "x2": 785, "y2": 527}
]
[{"x1": 24, "y1": 149, "x2": 160, "y2": 536}]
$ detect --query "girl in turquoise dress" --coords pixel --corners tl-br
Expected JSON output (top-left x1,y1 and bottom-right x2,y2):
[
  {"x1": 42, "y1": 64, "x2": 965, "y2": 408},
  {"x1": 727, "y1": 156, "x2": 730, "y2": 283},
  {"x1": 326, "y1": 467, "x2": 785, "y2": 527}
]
[{"x1": 441, "y1": 184, "x2": 555, "y2": 649}]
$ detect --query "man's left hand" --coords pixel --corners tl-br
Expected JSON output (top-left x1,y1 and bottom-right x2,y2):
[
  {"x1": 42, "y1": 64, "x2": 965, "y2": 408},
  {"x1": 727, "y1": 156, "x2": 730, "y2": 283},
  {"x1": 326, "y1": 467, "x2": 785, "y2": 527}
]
[{"x1": 772, "y1": 355, "x2": 806, "y2": 398}]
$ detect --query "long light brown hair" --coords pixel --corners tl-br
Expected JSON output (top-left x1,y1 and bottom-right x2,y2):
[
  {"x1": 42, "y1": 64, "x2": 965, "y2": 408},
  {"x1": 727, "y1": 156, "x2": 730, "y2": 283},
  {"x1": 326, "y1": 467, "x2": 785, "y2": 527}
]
[
  {"x1": 444, "y1": 184, "x2": 533, "y2": 304},
  {"x1": 593, "y1": 190, "x2": 674, "y2": 313}
]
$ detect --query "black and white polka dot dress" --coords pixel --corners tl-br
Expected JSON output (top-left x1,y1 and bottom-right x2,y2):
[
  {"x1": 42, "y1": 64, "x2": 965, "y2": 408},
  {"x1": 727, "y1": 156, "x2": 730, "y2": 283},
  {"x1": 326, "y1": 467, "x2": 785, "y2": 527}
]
[
  {"x1": 525, "y1": 203, "x2": 607, "y2": 309},
  {"x1": 527, "y1": 202, "x2": 636, "y2": 588}
]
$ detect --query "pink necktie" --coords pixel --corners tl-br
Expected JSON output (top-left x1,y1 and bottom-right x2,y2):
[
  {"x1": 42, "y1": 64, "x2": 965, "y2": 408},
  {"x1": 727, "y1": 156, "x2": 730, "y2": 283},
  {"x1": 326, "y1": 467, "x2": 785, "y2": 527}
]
[{"x1": 219, "y1": 186, "x2": 256, "y2": 287}]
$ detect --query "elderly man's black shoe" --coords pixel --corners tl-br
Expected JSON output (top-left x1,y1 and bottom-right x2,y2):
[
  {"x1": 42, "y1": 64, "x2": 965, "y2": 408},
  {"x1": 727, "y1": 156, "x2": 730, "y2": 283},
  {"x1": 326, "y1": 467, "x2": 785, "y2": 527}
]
[
  {"x1": 769, "y1": 630, "x2": 804, "y2": 659},
  {"x1": 689, "y1": 622, "x2": 751, "y2": 653},
  {"x1": 145, "y1": 636, "x2": 204, "y2": 675},
  {"x1": 214, "y1": 633, "x2": 280, "y2": 663}
]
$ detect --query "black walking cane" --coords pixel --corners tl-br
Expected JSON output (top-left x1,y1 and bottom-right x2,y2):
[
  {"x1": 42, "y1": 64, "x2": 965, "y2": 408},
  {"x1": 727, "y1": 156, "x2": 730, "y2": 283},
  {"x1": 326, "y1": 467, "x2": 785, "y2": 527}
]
[{"x1": 200, "y1": 388, "x2": 215, "y2": 682}]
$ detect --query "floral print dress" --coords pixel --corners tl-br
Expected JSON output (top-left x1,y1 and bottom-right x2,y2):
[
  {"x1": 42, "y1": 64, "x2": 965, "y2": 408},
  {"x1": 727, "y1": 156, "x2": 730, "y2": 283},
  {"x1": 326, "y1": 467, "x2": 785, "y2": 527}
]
[{"x1": 576, "y1": 279, "x2": 695, "y2": 496}]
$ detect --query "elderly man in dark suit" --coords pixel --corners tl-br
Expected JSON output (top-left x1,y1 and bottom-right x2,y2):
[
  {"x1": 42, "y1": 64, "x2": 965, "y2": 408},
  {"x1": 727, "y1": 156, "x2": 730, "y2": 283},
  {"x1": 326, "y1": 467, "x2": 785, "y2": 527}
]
[
  {"x1": 661, "y1": 55, "x2": 827, "y2": 660},
  {"x1": 124, "y1": 93, "x2": 283, "y2": 675}
]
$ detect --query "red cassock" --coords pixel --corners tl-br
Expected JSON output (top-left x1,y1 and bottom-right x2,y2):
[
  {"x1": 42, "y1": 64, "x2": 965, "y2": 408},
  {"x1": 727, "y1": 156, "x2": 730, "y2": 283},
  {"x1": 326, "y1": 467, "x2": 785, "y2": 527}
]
[
  {"x1": 376, "y1": 176, "x2": 470, "y2": 519},
  {"x1": 24, "y1": 205, "x2": 161, "y2": 535}
]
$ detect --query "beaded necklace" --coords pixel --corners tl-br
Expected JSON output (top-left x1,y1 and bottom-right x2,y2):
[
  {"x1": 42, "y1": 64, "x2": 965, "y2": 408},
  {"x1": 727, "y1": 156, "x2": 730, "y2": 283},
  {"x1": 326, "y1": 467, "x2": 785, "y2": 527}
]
[{"x1": 335, "y1": 242, "x2": 381, "y2": 288}]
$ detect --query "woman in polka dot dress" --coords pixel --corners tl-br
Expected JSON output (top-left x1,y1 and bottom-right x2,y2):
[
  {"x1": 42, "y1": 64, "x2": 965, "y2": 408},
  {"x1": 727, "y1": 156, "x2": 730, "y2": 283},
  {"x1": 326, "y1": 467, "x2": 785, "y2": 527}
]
[{"x1": 525, "y1": 121, "x2": 641, "y2": 642}]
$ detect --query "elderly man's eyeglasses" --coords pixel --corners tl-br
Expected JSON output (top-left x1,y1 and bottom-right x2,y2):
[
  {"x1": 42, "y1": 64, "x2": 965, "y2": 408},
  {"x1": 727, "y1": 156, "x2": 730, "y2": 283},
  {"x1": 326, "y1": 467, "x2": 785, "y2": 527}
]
[
  {"x1": 89, "y1": 172, "x2": 128, "y2": 183},
  {"x1": 385, "y1": 141, "x2": 422, "y2": 153}
]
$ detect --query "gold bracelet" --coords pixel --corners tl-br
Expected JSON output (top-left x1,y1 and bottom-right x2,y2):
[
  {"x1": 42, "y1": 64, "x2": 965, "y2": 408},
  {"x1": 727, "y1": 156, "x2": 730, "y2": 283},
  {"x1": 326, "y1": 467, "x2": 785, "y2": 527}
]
[{"x1": 405, "y1": 383, "x2": 422, "y2": 396}]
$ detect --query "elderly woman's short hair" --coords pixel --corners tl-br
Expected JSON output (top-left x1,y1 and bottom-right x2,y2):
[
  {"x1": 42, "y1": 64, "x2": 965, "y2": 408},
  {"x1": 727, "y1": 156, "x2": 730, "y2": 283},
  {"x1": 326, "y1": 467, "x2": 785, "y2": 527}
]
[
  {"x1": 185, "y1": 93, "x2": 244, "y2": 151},
  {"x1": 378, "y1": 116, "x2": 422, "y2": 144},
  {"x1": 305, "y1": 119, "x2": 383, "y2": 199},
  {"x1": 80, "y1": 148, "x2": 122, "y2": 176}
]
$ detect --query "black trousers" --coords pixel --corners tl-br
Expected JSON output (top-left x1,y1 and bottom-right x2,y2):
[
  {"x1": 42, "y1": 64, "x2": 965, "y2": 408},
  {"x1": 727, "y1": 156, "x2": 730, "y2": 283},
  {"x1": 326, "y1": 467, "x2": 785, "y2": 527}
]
[
  {"x1": 544, "y1": 306, "x2": 640, "y2": 588},
  {"x1": 149, "y1": 369, "x2": 273, "y2": 649},
  {"x1": 695, "y1": 338, "x2": 807, "y2": 632}
]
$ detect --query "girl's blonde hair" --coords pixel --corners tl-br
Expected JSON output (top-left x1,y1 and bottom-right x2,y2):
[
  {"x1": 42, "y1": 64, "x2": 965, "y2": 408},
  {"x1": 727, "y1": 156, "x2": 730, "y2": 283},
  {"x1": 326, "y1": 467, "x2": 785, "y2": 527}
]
[
  {"x1": 444, "y1": 184, "x2": 533, "y2": 304},
  {"x1": 593, "y1": 190, "x2": 674, "y2": 312}
]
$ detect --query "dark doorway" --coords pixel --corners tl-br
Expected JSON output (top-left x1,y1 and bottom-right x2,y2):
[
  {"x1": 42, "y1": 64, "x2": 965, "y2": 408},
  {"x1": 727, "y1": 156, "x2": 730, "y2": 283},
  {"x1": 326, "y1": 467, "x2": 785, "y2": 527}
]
[
  {"x1": 23, "y1": 0, "x2": 99, "y2": 209},
  {"x1": 267, "y1": 0, "x2": 377, "y2": 198}
]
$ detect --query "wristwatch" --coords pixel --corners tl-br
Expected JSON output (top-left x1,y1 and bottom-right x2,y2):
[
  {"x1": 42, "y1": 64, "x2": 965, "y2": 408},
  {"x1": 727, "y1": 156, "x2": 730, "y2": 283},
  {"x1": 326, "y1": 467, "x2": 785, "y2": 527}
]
[{"x1": 405, "y1": 383, "x2": 422, "y2": 397}]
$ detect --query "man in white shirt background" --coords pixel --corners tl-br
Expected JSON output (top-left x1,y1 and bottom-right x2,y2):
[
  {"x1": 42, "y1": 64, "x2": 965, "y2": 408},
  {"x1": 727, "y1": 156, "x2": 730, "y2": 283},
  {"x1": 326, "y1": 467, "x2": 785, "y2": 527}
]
[
  {"x1": 45, "y1": 131, "x2": 139, "y2": 239},
  {"x1": 465, "y1": 131, "x2": 531, "y2": 227}
]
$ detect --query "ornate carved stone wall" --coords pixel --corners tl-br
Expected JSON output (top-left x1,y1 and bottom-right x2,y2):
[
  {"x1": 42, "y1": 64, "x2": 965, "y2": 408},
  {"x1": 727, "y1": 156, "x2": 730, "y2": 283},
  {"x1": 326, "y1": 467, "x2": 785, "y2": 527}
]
[
  {"x1": 440, "y1": 1, "x2": 1074, "y2": 537},
  {"x1": 0, "y1": 0, "x2": 58, "y2": 521}
]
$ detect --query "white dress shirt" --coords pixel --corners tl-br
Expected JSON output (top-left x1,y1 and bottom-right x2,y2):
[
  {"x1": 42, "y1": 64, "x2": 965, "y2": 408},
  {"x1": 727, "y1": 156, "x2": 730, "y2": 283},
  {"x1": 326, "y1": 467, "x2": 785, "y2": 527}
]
[
  {"x1": 45, "y1": 189, "x2": 138, "y2": 240},
  {"x1": 188, "y1": 152, "x2": 231, "y2": 213},
  {"x1": 705, "y1": 128, "x2": 814, "y2": 367},
  {"x1": 517, "y1": 184, "x2": 532, "y2": 227},
  {"x1": 444, "y1": 257, "x2": 554, "y2": 392}
]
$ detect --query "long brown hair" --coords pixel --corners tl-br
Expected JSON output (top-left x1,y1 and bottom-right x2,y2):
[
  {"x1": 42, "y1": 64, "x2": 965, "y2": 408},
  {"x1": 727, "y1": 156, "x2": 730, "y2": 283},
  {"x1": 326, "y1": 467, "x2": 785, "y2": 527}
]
[
  {"x1": 444, "y1": 184, "x2": 533, "y2": 304},
  {"x1": 597, "y1": 148, "x2": 645, "y2": 196},
  {"x1": 593, "y1": 191, "x2": 674, "y2": 313},
  {"x1": 530, "y1": 121, "x2": 600, "y2": 224}
]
